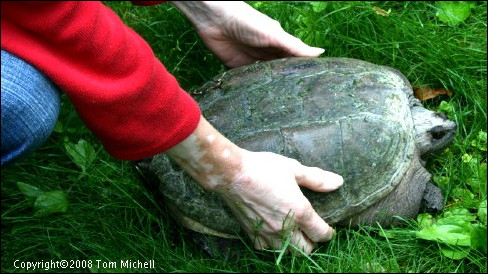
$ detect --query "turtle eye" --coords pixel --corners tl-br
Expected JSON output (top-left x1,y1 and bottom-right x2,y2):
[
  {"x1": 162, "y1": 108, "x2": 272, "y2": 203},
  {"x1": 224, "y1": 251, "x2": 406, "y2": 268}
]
[
  {"x1": 430, "y1": 126, "x2": 446, "y2": 140},
  {"x1": 436, "y1": 112, "x2": 448, "y2": 120}
]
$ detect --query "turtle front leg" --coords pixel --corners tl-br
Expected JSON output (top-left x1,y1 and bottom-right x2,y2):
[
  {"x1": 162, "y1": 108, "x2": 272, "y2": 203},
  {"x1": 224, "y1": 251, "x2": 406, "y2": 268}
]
[{"x1": 420, "y1": 182, "x2": 444, "y2": 214}]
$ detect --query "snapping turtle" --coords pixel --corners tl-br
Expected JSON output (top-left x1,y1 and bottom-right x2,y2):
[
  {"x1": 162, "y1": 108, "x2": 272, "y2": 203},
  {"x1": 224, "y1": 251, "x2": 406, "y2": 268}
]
[{"x1": 136, "y1": 57, "x2": 456, "y2": 249}]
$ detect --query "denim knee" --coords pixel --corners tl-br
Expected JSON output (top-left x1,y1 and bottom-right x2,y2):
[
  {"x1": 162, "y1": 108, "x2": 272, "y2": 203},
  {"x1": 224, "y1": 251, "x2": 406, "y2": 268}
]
[{"x1": 1, "y1": 50, "x2": 61, "y2": 166}]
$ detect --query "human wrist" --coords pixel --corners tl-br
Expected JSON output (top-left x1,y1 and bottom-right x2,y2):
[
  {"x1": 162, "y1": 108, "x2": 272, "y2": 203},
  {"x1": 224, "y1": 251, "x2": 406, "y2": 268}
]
[
  {"x1": 165, "y1": 116, "x2": 244, "y2": 191},
  {"x1": 170, "y1": 1, "x2": 257, "y2": 32},
  {"x1": 170, "y1": 1, "x2": 226, "y2": 32}
]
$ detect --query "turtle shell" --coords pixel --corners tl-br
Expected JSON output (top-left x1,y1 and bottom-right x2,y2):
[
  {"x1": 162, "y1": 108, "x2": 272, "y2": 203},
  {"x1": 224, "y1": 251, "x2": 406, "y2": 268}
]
[{"x1": 138, "y1": 57, "x2": 418, "y2": 238}]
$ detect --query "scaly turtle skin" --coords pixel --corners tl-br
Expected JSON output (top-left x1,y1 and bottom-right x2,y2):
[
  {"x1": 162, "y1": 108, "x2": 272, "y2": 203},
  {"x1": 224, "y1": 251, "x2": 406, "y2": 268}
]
[{"x1": 136, "y1": 57, "x2": 456, "y2": 242}]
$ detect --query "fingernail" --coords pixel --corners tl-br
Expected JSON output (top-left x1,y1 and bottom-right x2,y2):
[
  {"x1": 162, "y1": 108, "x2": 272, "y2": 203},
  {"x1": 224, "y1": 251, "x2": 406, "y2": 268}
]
[
  {"x1": 329, "y1": 173, "x2": 344, "y2": 187},
  {"x1": 312, "y1": 47, "x2": 325, "y2": 55},
  {"x1": 335, "y1": 175, "x2": 344, "y2": 186}
]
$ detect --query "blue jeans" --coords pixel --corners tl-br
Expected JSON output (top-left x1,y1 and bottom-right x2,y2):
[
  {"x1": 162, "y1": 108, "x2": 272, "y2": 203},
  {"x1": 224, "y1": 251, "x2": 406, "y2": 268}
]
[{"x1": 1, "y1": 50, "x2": 61, "y2": 166}]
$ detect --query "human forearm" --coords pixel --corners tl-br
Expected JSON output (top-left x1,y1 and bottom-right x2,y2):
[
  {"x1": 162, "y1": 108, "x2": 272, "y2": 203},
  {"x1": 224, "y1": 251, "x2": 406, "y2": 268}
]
[
  {"x1": 165, "y1": 115, "x2": 244, "y2": 191},
  {"x1": 170, "y1": 1, "x2": 242, "y2": 32}
]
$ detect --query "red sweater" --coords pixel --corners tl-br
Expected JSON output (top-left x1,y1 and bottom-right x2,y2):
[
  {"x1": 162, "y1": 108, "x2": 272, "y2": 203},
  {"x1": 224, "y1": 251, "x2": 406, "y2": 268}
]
[{"x1": 1, "y1": 1, "x2": 201, "y2": 160}]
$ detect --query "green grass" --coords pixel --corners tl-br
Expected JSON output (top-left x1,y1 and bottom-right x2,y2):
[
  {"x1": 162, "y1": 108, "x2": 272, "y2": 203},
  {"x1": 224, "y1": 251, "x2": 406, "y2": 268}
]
[{"x1": 2, "y1": 1, "x2": 486, "y2": 273}]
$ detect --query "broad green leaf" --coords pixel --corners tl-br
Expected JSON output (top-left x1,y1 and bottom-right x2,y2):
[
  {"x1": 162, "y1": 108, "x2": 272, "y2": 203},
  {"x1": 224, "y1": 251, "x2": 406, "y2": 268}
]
[
  {"x1": 478, "y1": 200, "x2": 487, "y2": 225},
  {"x1": 34, "y1": 190, "x2": 68, "y2": 217},
  {"x1": 435, "y1": 208, "x2": 475, "y2": 233},
  {"x1": 471, "y1": 130, "x2": 487, "y2": 151},
  {"x1": 436, "y1": 1, "x2": 475, "y2": 26},
  {"x1": 64, "y1": 139, "x2": 96, "y2": 172},
  {"x1": 478, "y1": 163, "x2": 487, "y2": 198},
  {"x1": 442, "y1": 207, "x2": 477, "y2": 222},
  {"x1": 433, "y1": 175, "x2": 450, "y2": 187},
  {"x1": 417, "y1": 224, "x2": 471, "y2": 246},
  {"x1": 461, "y1": 153, "x2": 473, "y2": 163},
  {"x1": 17, "y1": 182, "x2": 42, "y2": 198},
  {"x1": 437, "y1": 101, "x2": 455, "y2": 119},
  {"x1": 417, "y1": 213, "x2": 435, "y2": 229},
  {"x1": 249, "y1": 1, "x2": 264, "y2": 9},
  {"x1": 470, "y1": 223, "x2": 487, "y2": 253},
  {"x1": 436, "y1": 217, "x2": 473, "y2": 229},
  {"x1": 477, "y1": 130, "x2": 487, "y2": 142},
  {"x1": 450, "y1": 188, "x2": 476, "y2": 207},
  {"x1": 440, "y1": 245, "x2": 470, "y2": 260},
  {"x1": 309, "y1": 2, "x2": 327, "y2": 13},
  {"x1": 53, "y1": 120, "x2": 63, "y2": 133}
]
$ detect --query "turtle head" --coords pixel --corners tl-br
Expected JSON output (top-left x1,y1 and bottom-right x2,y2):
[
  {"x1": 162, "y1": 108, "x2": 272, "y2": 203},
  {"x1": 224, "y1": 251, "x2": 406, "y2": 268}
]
[{"x1": 411, "y1": 106, "x2": 457, "y2": 159}]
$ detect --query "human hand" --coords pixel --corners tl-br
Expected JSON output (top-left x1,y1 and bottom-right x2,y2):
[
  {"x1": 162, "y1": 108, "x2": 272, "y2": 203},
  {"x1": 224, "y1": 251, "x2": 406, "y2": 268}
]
[
  {"x1": 171, "y1": 1, "x2": 325, "y2": 68},
  {"x1": 166, "y1": 116, "x2": 343, "y2": 255},
  {"x1": 218, "y1": 150, "x2": 343, "y2": 254}
]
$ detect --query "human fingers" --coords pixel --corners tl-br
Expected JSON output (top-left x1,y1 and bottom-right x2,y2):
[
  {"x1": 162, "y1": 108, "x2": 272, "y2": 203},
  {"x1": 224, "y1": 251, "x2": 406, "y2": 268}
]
[
  {"x1": 270, "y1": 30, "x2": 325, "y2": 57},
  {"x1": 296, "y1": 204, "x2": 335, "y2": 243},
  {"x1": 253, "y1": 235, "x2": 269, "y2": 250},
  {"x1": 293, "y1": 163, "x2": 344, "y2": 192},
  {"x1": 252, "y1": 227, "x2": 316, "y2": 255},
  {"x1": 289, "y1": 229, "x2": 316, "y2": 256}
]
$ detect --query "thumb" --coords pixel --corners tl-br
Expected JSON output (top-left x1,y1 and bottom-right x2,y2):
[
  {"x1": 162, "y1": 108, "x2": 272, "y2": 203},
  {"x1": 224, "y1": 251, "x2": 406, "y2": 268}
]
[{"x1": 294, "y1": 165, "x2": 343, "y2": 192}]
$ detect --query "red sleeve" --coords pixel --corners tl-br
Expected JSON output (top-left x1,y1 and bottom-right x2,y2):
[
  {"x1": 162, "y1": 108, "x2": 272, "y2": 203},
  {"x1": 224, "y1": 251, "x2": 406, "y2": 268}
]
[{"x1": 1, "y1": 1, "x2": 201, "y2": 160}]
